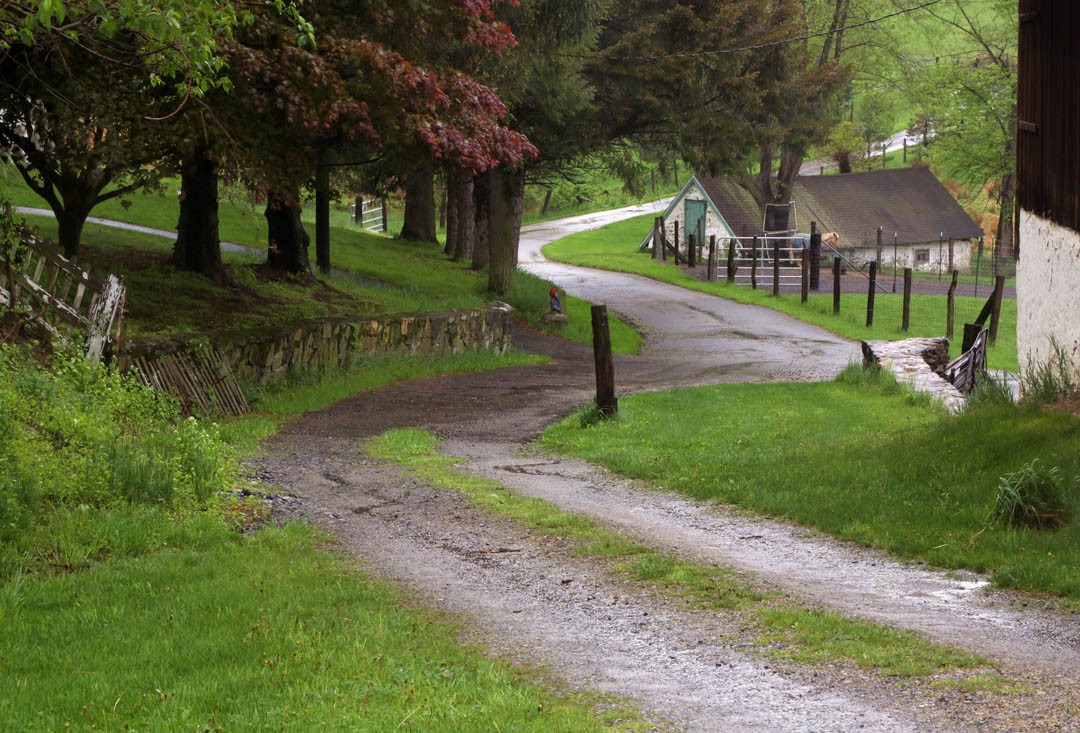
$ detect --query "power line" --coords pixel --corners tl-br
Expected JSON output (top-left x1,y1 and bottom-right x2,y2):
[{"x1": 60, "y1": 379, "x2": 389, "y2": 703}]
[{"x1": 588, "y1": 0, "x2": 944, "y2": 62}]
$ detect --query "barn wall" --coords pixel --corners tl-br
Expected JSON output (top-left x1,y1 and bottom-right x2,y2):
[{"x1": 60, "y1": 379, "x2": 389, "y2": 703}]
[
  {"x1": 1017, "y1": 210, "x2": 1080, "y2": 378},
  {"x1": 842, "y1": 241, "x2": 974, "y2": 273}
]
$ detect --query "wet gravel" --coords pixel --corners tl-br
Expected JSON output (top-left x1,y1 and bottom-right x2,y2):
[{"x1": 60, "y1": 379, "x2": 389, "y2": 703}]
[{"x1": 251, "y1": 206, "x2": 1080, "y2": 730}]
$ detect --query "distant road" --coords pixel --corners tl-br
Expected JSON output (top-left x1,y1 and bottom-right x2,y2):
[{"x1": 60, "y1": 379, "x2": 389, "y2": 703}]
[{"x1": 799, "y1": 129, "x2": 932, "y2": 176}]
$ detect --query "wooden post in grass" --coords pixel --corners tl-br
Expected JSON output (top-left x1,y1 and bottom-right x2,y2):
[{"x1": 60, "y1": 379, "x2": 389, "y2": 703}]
[
  {"x1": 902, "y1": 268, "x2": 913, "y2": 331},
  {"x1": 727, "y1": 238, "x2": 736, "y2": 283},
  {"x1": 990, "y1": 275, "x2": 1006, "y2": 344},
  {"x1": 688, "y1": 233, "x2": 697, "y2": 268},
  {"x1": 674, "y1": 220, "x2": 680, "y2": 262},
  {"x1": 833, "y1": 256, "x2": 842, "y2": 314},
  {"x1": 591, "y1": 305, "x2": 618, "y2": 417},
  {"x1": 772, "y1": 239, "x2": 781, "y2": 295},
  {"x1": 652, "y1": 218, "x2": 661, "y2": 260},
  {"x1": 708, "y1": 236, "x2": 717, "y2": 281},
  {"x1": 947, "y1": 270, "x2": 958, "y2": 340},
  {"x1": 751, "y1": 236, "x2": 759, "y2": 290},
  {"x1": 866, "y1": 261, "x2": 877, "y2": 327}
]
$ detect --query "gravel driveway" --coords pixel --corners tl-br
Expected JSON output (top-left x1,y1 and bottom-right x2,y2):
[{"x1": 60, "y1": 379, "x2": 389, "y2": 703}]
[{"x1": 255, "y1": 205, "x2": 1080, "y2": 731}]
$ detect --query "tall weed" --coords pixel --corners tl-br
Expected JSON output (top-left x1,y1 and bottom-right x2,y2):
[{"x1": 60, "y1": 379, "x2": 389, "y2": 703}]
[{"x1": 1021, "y1": 338, "x2": 1077, "y2": 406}]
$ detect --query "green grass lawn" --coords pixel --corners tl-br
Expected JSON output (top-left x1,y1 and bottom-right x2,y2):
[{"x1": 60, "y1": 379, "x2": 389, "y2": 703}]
[
  {"x1": 0, "y1": 520, "x2": 616, "y2": 731},
  {"x1": 542, "y1": 370, "x2": 1080, "y2": 601},
  {"x1": 542, "y1": 214, "x2": 1018, "y2": 371}
]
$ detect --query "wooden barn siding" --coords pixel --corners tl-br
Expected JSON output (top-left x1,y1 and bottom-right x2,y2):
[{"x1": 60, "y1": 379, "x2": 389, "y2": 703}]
[{"x1": 1018, "y1": 0, "x2": 1080, "y2": 233}]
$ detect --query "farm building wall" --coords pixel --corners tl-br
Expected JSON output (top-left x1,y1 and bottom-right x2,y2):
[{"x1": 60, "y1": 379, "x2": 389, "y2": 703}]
[
  {"x1": 661, "y1": 180, "x2": 735, "y2": 251},
  {"x1": 1017, "y1": 211, "x2": 1080, "y2": 378},
  {"x1": 842, "y1": 240, "x2": 974, "y2": 273}
]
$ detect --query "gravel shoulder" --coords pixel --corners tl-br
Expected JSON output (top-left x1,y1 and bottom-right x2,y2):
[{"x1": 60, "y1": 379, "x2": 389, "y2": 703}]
[{"x1": 253, "y1": 207, "x2": 1079, "y2": 730}]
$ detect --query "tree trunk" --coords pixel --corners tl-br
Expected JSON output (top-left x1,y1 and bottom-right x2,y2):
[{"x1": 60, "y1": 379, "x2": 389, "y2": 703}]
[
  {"x1": 172, "y1": 150, "x2": 229, "y2": 284},
  {"x1": 444, "y1": 174, "x2": 457, "y2": 255},
  {"x1": 400, "y1": 166, "x2": 438, "y2": 242},
  {"x1": 487, "y1": 166, "x2": 525, "y2": 296},
  {"x1": 452, "y1": 173, "x2": 475, "y2": 262},
  {"x1": 472, "y1": 171, "x2": 490, "y2": 270},
  {"x1": 315, "y1": 162, "x2": 331, "y2": 273},
  {"x1": 776, "y1": 145, "x2": 805, "y2": 203},
  {"x1": 56, "y1": 205, "x2": 90, "y2": 259},
  {"x1": 265, "y1": 193, "x2": 312, "y2": 276}
]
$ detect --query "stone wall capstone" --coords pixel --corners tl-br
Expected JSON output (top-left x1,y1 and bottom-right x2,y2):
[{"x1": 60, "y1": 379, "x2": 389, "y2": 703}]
[
  {"x1": 861, "y1": 336, "x2": 965, "y2": 412},
  {"x1": 117, "y1": 303, "x2": 514, "y2": 385}
]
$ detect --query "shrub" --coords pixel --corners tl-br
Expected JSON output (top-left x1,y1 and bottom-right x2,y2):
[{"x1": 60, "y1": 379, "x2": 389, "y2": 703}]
[
  {"x1": 991, "y1": 460, "x2": 1069, "y2": 530},
  {"x1": 0, "y1": 344, "x2": 238, "y2": 540}
]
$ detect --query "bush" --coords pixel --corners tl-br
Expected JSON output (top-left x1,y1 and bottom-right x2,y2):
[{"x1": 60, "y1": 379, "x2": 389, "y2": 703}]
[
  {"x1": 991, "y1": 460, "x2": 1070, "y2": 530},
  {"x1": 0, "y1": 344, "x2": 238, "y2": 541}
]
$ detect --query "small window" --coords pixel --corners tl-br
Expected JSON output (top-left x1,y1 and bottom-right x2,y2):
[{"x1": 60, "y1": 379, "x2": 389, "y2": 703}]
[{"x1": 915, "y1": 248, "x2": 930, "y2": 263}]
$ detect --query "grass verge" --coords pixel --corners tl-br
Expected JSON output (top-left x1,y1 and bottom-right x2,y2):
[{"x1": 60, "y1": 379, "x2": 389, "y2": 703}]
[
  {"x1": 364, "y1": 427, "x2": 988, "y2": 679},
  {"x1": 0, "y1": 521, "x2": 620, "y2": 731},
  {"x1": 541, "y1": 214, "x2": 1018, "y2": 371},
  {"x1": 541, "y1": 367, "x2": 1080, "y2": 600}
]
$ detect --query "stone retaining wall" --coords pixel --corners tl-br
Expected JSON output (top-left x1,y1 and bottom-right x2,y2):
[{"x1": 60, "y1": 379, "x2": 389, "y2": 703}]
[
  {"x1": 118, "y1": 303, "x2": 515, "y2": 385},
  {"x1": 861, "y1": 337, "x2": 965, "y2": 412}
]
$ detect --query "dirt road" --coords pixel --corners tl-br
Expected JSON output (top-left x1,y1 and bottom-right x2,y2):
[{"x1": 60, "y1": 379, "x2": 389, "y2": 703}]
[{"x1": 257, "y1": 205, "x2": 1080, "y2": 731}]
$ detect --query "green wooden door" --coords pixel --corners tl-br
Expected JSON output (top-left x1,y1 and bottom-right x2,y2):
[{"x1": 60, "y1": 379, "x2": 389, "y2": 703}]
[{"x1": 685, "y1": 199, "x2": 707, "y2": 244}]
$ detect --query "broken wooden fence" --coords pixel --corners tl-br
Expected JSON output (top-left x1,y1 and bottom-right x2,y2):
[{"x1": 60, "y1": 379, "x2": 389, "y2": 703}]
[{"x1": 0, "y1": 238, "x2": 124, "y2": 362}]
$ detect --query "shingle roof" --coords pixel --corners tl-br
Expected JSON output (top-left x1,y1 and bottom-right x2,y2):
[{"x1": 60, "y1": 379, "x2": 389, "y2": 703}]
[{"x1": 695, "y1": 167, "x2": 983, "y2": 245}]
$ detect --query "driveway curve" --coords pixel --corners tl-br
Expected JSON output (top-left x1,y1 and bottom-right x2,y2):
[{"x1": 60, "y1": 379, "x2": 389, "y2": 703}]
[{"x1": 256, "y1": 203, "x2": 1079, "y2": 731}]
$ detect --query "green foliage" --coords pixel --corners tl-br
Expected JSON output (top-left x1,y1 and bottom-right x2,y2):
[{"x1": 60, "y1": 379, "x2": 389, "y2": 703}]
[
  {"x1": 0, "y1": 344, "x2": 238, "y2": 547},
  {"x1": 992, "y1": 461, "x2": 1070, "y2": 531}
]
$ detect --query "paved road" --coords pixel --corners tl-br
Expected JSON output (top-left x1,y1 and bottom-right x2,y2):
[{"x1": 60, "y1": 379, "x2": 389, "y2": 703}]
[{"x1": 520, "y1": 202, "x2": 860, "y2": 385}]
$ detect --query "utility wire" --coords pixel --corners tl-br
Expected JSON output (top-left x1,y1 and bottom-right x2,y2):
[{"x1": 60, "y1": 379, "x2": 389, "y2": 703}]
[{"x1": 587, "y1": 0, "x2": 944, "y2": 61}]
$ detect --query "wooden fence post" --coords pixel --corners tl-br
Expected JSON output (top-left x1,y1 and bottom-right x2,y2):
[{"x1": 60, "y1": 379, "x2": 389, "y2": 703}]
[
  {"x1": 674, "y1": 220, "x2": 680, "y2": 262},
  {"x1": 727, "y1": 239, "x2": 736, "y2": 283},
  {"x1": 902, "y1": 268, "x2": 912, "y2": 331},
  {"x1": 833, "y1": 256, "x2": 842, "y2": 314},
  {"x1": 772, "y1": 239, "x2": 781, "y2": 296},
  {"x1": 751, "y1": 236, "x2": 759, "y2": 290},
  {"x1": 652, "y1": 218, "x2": 661, "y2": 260},
  {"x1": 989, "y1": 275, "x2": 1005, "y2": 344},
  {"x1": 708, "y1": 235, "x2": 717, "y2": 281},
  {"x1": 947, "y1": 270, "x2": 958, "y2": 341},
  {"x1": 697, "y1": 219, "x2": 705, "y2": 267},
  {"x1": 866, "y1": 261, "x2": 877, "y2": 327},
  {"x1": 591, "y1": 305, "x2": 618, "y2": 417},
  {"x1": 801, "y1": 249, "x2": 809, "y2": 303},
  {"x1": 688, "y1": 233, "x2": 697, "y2": 269}
]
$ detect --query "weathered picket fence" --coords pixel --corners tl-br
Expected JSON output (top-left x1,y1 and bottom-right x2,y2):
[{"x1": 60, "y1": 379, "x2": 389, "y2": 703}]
[{"x1": 0, "y1": 238, "x2": 124, "y2": 362}]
